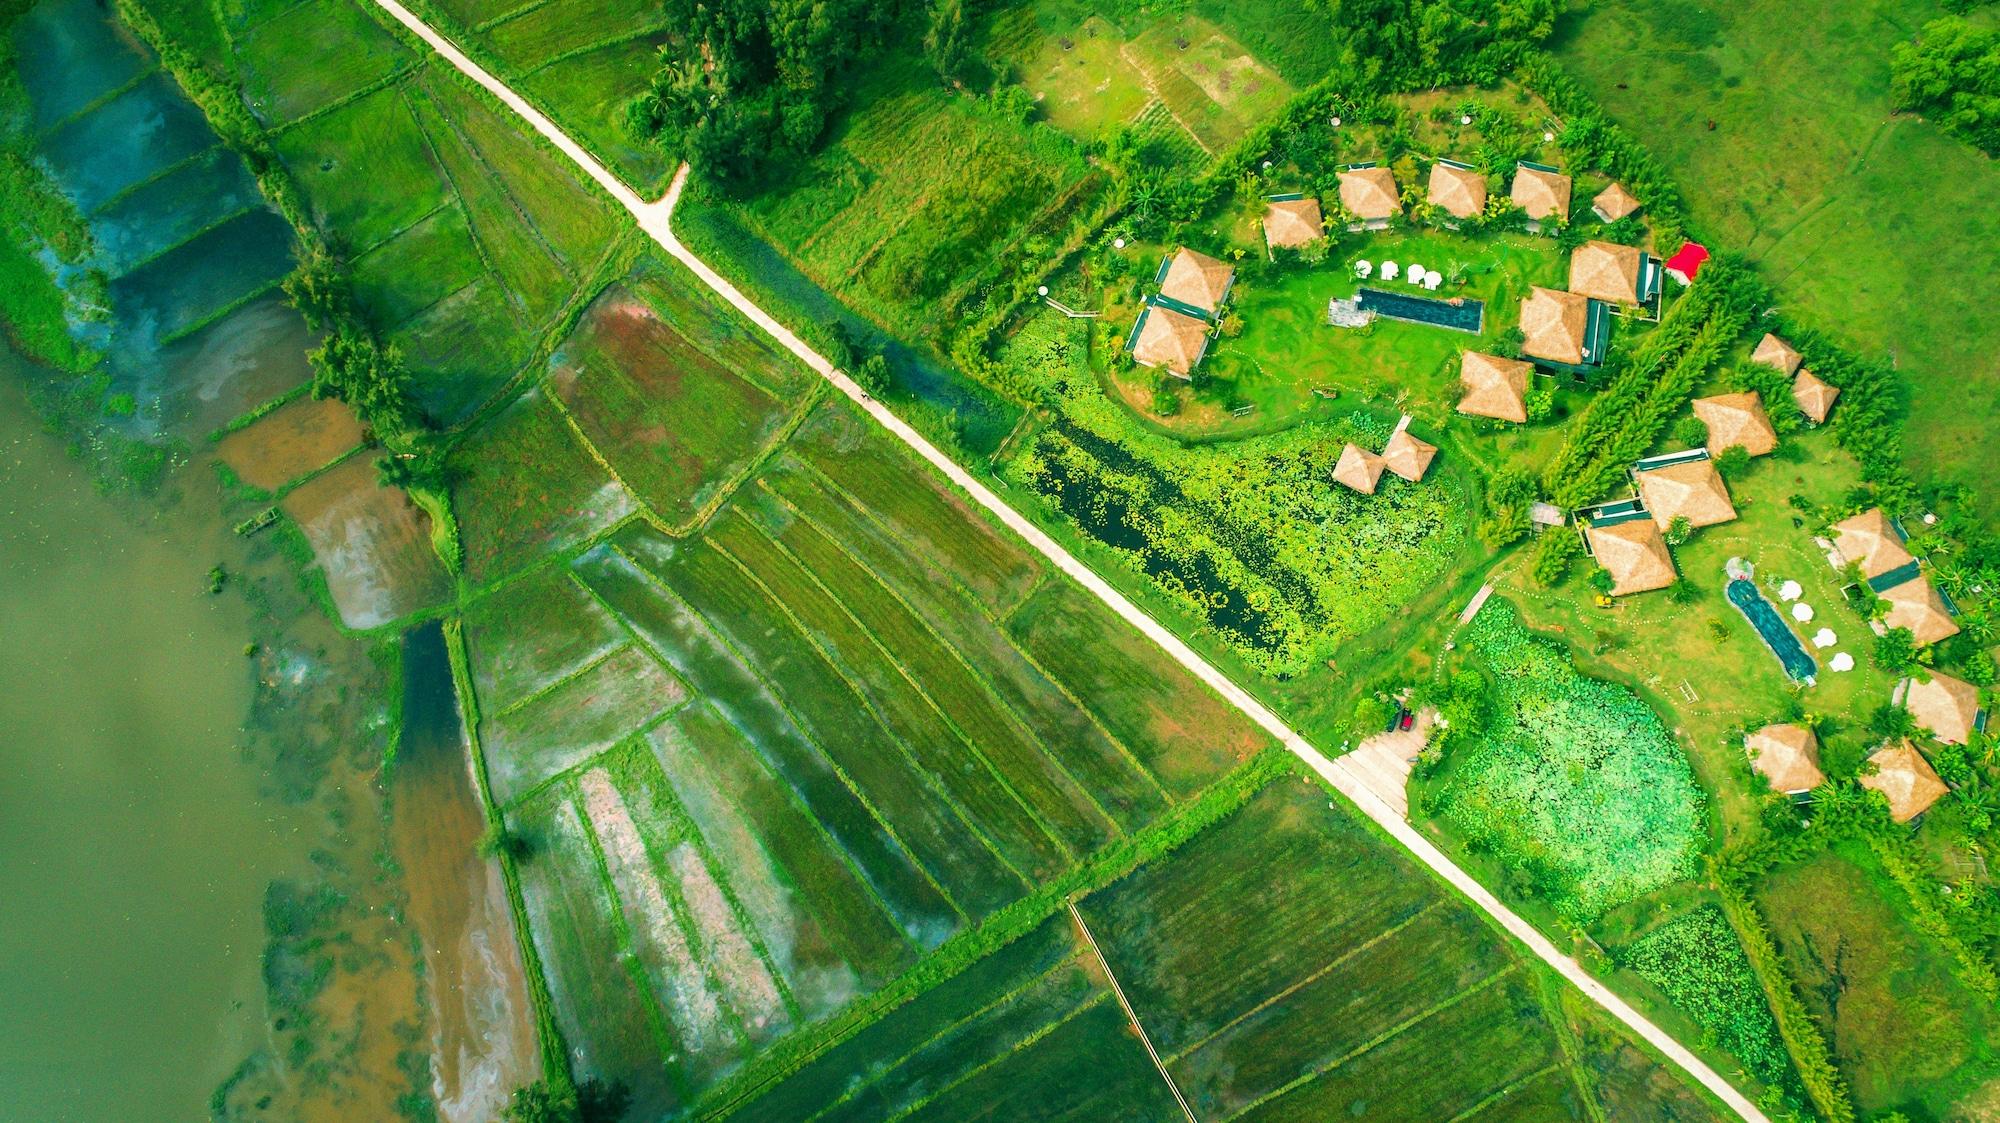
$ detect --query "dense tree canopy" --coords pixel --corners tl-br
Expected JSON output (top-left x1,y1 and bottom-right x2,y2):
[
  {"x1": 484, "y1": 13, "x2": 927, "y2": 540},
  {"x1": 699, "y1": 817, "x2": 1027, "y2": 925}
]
[
  {"x1": 625, "y1": 0, "x2": 910, "y2": 185},
  {"x1": 1892, "y1": 16, "x2": 2000, "y2": 156},
  {"x1": 1306, "y1": 0, "x2": 1556, "y2": 87}
]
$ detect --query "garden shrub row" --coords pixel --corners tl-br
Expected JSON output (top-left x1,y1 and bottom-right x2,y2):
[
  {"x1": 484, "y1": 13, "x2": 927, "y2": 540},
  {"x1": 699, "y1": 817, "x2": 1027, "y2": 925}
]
[{"x1": 1710, "y1": 873, "x2": 1856, "y2": 1123}]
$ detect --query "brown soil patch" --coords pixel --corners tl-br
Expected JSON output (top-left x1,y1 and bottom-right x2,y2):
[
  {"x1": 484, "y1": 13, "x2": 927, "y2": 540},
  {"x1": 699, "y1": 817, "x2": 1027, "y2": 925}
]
[
  {"x1": 218, "y1": 394, "x2": 365, "y2": 490},
  {"x1": 280, "y1": 457, "x2": 450, "y2": 629}
]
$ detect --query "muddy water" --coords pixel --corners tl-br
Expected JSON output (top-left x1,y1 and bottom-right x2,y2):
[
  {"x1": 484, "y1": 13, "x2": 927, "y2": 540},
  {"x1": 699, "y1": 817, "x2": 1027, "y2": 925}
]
[
  {"x1": 391, "y1": 621, "x2": 541, "y2": 1122},
  {"x1": 0, "y1": 360, "x2": 302, "y2": 1120}
]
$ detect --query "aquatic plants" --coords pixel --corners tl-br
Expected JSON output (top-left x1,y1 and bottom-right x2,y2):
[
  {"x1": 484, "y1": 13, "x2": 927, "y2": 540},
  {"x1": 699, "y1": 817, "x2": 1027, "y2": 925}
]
[
  {"x1": 1623, "y1": 906, "x2": 1802, "y2": 1102},
  {"x1": 1433, "y1": 601, "x2": 1706, "y2": 920}
]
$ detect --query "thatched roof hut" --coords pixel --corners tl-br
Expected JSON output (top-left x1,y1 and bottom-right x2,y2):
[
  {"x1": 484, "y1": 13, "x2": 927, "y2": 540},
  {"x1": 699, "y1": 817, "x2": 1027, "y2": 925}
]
[
  {"x1": 1263, "y1": 196, "x2": 1325, "y2": 249},
  {"x1": 1381, "y1": 428, "x2": 1437, "y2": 482},
  {"x1": 1456, "y1": 351, "x2": 1531, "y2": 422},
  {"x1": 1568, "y1": 240, "x2": 1646, "y2": 304},
  {"x1": 1900, "y1": 670, "x2": 1985, "y2": 746},
  {"x1": 1831, "y1": 508, "x2": 1913, "y2": 579},
  {"x1": 1159, "y1": 247, "x2": 1235, "y2": 314},
  {"x1": 1592, "y1": 181, "x2": 1641, "y2": 222},
  {"x1": 1520, "y1": 286, "x2": 1591, "y2": 365},
  {"x1": 1338, "y1": 165, "x2": 1402, "y2": 223},
  {"x1": 1510, "y1": 163, "x2": 1572, "y2": 223},
  {"x1": 1793, "y1": 368, "x2": 1839, "y2": 425},
  {"x1": 1333, "y1": 442, "x2": 1388, "y2": 494},
  {"x1": 1428, "y1": 160, "x2": 1487, "y2": 221},
  {"x1": 1861, "y1": 741, "x2": 1949, "y2": 823},
  {"x1": 1880, "y1": 573, "x2": 1961, "y2": 647},
  {"x1": 1751, "y1": 333, "x2": 1802, "y2": 376},
  {"x1": 1586, "y1": 517, "x2": 1677, "y2": 595},
  {"x1": 1130, "y1": 304, "x2": 1210, "y2": 377},
  {"x1": 1635, "y1": 457, "x2": 1737, "y2": 530},
  {"x1": 1692, "y1": 392, "x2": 1778, "y2": 457},
  {"x1": 1745, "y1": 723, "x2": 1825, "y2": 794}
]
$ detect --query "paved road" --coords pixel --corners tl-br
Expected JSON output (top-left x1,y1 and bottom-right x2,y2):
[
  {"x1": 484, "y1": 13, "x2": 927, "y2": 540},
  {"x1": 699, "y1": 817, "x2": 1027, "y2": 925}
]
[{"x1": 365, "y1": 5, "x2": 1768, "y2": 1118}]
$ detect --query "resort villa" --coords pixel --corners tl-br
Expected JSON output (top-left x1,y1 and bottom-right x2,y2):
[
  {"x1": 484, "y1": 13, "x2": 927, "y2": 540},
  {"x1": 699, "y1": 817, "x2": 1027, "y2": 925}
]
[
  {"x1": 1456, "y1": 351, "x2": 1531, "y2": 422},
  {"x1": 1509, "y1": 161, "x2": 1571, "y2": 232},
  {"x1": 1381, "y1": 424, "x2": 1437, "y2": 482},
  {"x1": 1584, "y1": 508, "x2": 1678, "y2": 595},
  {"x1": 1591, "y1": 181, "x2": 1641, "y2": 223},
  {"x1": 1692, "y1": 392, "x2": 1778, "y2": 457},
  {"x1": 1337, "y1": 163, "x2": 1401, "y2": 231},
  {"x1": 1518, "y1": 286, "x2": 1608, "y2": 367},
  {"x1": 1898, "y1": 670, "x2": 1989, "y2": 746},
  {"x1": 1830, "y1": 508, "x2": 1962, "y2": 647},
  {"x1": 1632, "y1": 451, "x2": 1737, "y2": 530},
  {"x1": 1128, "y1": 247, "x2": 1236, "y2": 378},
  {"x1": 1861, "y1": 741, "x2": 1949, "y2": 823},
  {"x1": 1754, "y1": 332, "x2": 1839, "y2": 425},
  {"x1": 1157, "y1": 247, "x2": 1235, "y2": 315},
  {"x1": 1792, "y1": 369, "x2": 1840, "y2": 425},
  {"x1": 1744, "y1": 723, "x2": 1825, "y2": 796},
  {"x1": 1333, "y1": 443, "x2": 1389, "y2": 494},
  {"x1": 1263, "y1": 194, "x2": 1325, "y2": 251},
  {"x1": 1333, "y1": 418, "x2": 1436, "y2": 494},
  {"x1": 1567, "y1": 240, "x2": 1661, "y2": 306},
  {"x1": 1428, "y1": 159, "x2": 1487, "y2": 225}
]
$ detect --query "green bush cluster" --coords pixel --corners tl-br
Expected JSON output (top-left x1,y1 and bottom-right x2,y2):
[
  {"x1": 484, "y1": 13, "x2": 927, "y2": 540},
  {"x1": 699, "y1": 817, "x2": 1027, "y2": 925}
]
[
  {"x1": 1434, "y1": 602, "x2": 1705, "y2": 920},
  {"x1": 1891, "y1": 17, "x2": 2000, "y2": 157},
  {"x1": 1622, "y1": 906, "x2": 1803, "y2": 1103}
]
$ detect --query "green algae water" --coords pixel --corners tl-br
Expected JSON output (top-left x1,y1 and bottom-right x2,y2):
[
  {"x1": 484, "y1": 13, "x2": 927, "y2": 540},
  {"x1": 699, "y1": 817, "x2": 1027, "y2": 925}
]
[{"x1": 0, "y1": 361, "x2": 302, "y2": 1120}]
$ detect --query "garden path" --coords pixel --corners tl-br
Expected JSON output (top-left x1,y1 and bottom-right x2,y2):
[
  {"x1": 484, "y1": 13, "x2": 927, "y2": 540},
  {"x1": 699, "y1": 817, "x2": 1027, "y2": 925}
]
[{"x1": 363, "y1": 4, "x2": 1770, "y2": 1116}]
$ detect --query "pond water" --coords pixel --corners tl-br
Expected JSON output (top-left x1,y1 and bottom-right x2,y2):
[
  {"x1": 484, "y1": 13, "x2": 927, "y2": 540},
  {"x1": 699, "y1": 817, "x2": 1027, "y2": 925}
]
[
  {"x1": 0, "y1": 359, "x2": 307, "y2": 1121},
  {"x1": 680, "y1": 206, "x2": 1021, "y2": 454}
]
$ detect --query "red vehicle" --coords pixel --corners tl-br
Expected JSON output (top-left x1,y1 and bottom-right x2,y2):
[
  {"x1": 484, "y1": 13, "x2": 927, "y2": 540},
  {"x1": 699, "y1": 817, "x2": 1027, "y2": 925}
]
[{"x1": 1398, "y1": 711, "x2": 1416, "y2": 732}]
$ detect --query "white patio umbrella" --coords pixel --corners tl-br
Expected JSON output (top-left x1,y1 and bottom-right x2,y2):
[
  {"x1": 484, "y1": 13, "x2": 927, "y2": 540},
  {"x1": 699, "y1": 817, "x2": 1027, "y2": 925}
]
[
  {"x1": 1381, "y1": 261, "x2": 1400, "y2": 280},
  {"x1": 1355, "y1": 260, "x2": 1373, "y2": 278},
  {"x1": 1407, "y1": 263, "x2": 1425, "y2": 282},
  {"x1": 1778, "y1": 580, "x2": 1803, "y2": 602},
  {"x1": 1812, "y1": 627, "x2": 1836, "y2": 648},
  {"x1": 1423, "y1": 272, "x2": 1443, "y2": 290},
  {"x1": 1791, "y1": 602, "x2": 1814, "y2": 623},
  {"x1": 1829, "y1": 652, "x2": 1855, "y2": 672}
]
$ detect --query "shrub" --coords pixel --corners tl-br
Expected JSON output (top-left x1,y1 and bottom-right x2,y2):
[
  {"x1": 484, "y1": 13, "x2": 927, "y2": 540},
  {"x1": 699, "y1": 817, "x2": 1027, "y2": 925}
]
[{"x1": 1530, "y1": 530, "x2": 1581, "y2": 588}]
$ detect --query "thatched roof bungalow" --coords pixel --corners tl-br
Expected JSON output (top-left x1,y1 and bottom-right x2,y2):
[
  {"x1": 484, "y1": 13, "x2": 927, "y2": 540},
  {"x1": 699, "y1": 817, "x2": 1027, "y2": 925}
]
[
  {"x1": 1635, "y1": 456, "x2": 1737, "y2": 530},
  {"x1": 1337, "y1": 164, "x2": 1401, "y2": 230},
  {"x1": 1520, "y1": 287, "x2": 1601, "y2": 366},
  {"x1": 1568, "y1": 240, "x2": 1659, "y2": 305},
  {"x1": 1333, "y1": 442, "x2": 1388, "y2": 494},
  {"x1": 1428, "y1": 159, "x2": 1487, "y2": 222},
  {"x1": 1510, "y1": 162, "x2": 1572, "y2": 228},
  {"x1": 1381, "y1": 428, "x2": 1437, "y2": 482},
  {"x1": 1831, "y1": 508, "x2": 1914, "y2": 579},
  {"x1": 1692, "y1": 392, "x2": 1778, "y2": 457},
  {"x1": 1880, "y1": 573, "x2": 1961, "y2": 647},
  {"x1": 1745, "y1": 723, "x2": 1825, "y2": 795},
  {"x1": 1456, "y1": 351, "x2": 1531, "y2": 422},
  {"x1": 1861, "y1": 741, "x2": 1949, "y2": 823},
  {"x1": 1793, "y1": 368, "x2": 1839, "y2": 425},
  {"x1": 1751, "y1": 333, "x2": 1802, "y2": 376},
  {"x1": 1585, "y1": 516, "x2": 1678, "y2": 595},
  {"x1": 1157, "y1": 247, "x2": 1235, "y2": 316},
  {"x1": 1128, "y1": 302, "x2": 1211, "y2": 378},
  {"x1": 1900, "y1": 670, "x2": 1987, "y2": 746},
  {"x1": 1262, "y1": 195, "x2": 1324, "y2": 250},
  {"x1": 1591, "y1": 181, "x2": 1641, "y2": 223}
]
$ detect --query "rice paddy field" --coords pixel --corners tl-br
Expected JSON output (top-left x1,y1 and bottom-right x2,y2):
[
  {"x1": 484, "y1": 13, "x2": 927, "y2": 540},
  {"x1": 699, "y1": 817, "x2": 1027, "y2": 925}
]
[
  {"x1": 714, "y1": 778, "x2": 1728, "y2": 1122},
  {"x1": 173, "y1": 0, "x2": 634, "y2": 425},
  {"x1": 427, "y1": 245, "x2": 1285, "y2": 1112},
  {"x1": 1552, "y1": 0, "x2": 2000, "y2": 525}
]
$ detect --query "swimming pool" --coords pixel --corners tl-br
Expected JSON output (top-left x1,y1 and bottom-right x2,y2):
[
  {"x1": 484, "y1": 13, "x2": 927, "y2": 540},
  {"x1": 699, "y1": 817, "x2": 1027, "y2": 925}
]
[
  {"x1": 1356, "y1": 287, "x2": 1484, "y2": 333},
  {"x1": 1727, "y1": 578, "x2": 1818, "y2": 683}
]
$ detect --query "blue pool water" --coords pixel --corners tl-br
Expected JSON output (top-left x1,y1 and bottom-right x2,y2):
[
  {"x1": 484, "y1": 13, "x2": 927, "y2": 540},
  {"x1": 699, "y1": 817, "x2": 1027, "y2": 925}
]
[
  {"x1": 1356, "y1": 287, "x2": 1484, "y2": 332},
  {"x1": 1727, "y1": 578, "x2": 1817, "y2": 682}
]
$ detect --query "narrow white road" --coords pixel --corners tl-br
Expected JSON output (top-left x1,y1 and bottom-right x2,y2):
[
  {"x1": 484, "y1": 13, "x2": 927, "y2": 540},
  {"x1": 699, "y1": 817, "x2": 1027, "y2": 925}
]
[{"x1": 368, "y1": 5, "x2": 1767, "y2": 1118}]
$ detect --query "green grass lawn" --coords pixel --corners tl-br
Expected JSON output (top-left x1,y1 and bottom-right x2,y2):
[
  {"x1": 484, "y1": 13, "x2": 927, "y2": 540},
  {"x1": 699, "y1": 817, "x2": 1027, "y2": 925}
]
[
  {"x1": 1206, "y1": 230, "x2": 1569, "y2": 428},
  {"x1": 1551, "y1": 0, "x2": 2000, "y2": 524}
]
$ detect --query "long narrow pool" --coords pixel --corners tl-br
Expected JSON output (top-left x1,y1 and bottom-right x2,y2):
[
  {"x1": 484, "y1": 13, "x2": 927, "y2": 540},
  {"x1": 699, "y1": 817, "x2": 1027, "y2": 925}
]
[{"x1": 1726, "y1": 578, "x2": 1818, "y2": 683}]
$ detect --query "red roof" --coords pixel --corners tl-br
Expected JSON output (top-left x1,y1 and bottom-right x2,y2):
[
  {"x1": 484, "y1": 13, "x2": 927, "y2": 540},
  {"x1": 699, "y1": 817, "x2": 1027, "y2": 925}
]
[{"x1": 1664, "y1": 242, "x2": 1710, "y2": 280}]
